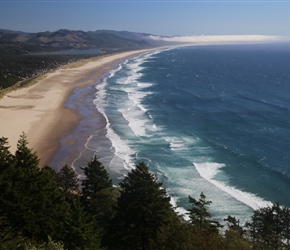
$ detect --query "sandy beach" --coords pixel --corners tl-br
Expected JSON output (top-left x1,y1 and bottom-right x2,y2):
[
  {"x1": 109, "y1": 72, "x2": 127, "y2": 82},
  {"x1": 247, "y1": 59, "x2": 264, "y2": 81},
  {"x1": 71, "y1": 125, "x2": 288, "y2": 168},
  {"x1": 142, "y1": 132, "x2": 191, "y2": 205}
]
[{"x1": 0, "y1": 49, "x2": 156, "y2": 167}]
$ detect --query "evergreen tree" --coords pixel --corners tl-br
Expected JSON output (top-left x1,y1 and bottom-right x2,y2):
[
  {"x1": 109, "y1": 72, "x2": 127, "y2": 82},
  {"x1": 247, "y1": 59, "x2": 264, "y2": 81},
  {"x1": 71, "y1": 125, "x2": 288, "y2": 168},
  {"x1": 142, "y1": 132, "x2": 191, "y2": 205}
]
[
  {"x1": 1, "y1": 134, "x2": 40, "y2": 237},
  {"x1": 37, "y1": 167, "x2": 71, "y2": 239},
  {"x1": 188, "y1": 192, "x2": 221, "y2": 232},
  {"x1": 14, "y1": 132, "x2": 39, "y2": 169},
  {"x1": 148, "y1": 217, "x2": 196, "y2": 250},
  {"x1": 224, "y1": 216, "x2": 251, "y2": 250},
  {"x1": 105, "y1": 162, "x2": 174, "y2": 250},
  {"x1": 0, "y1": 137, "x2": 14, "y2": 171},
  {"x1": 14, "y1": 166, "x2": 70, "y2": 241},
  {"x1": 247, "y1": 202, "x2": 290, "y2": 249},
  {"x1": 0, "y1": 136, "x2": 24, "y2": 243},
  {"x1": 1, "y1": 134, "x2": 70, "y2": 243},
  {"x1": 63, "y1": 197, "x2": 103, "y2": 250},
  {"x1": 57, "y1": 164, "x2": 80, "y2": 202},
  {"x1": 187, "y1": 192, "x2": 222, "y2": 249},
  {"x1": 81, "y1": 155, "x2": 112, "y2": 196},
  {"x1": 81, "y1": 155, "x2": 115, "y2": 226},
  {"x1": 0, "y1": 137, "x2": 15, "y2": 215},
  {"x1": 224, "y1": 215, "x2": 244, "y2": 236},
  {"x1": 189, "y1": 192, "x2": 211, "y2": 226}
]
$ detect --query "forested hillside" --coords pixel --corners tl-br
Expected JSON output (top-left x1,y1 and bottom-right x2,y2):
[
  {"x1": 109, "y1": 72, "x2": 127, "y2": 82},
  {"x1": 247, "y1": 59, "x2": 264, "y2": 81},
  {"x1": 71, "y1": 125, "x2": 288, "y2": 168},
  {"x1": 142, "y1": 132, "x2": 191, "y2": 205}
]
[
  {"x1": 1, "y1": 133, "x2": 290, "y2": 249},
  {"x1": 0, "y1": 29, "x2": 158, "y2": 53},
  {"x1": 0, "y1": 29, "x2": 163, "y2": 90},
  {"x1": 0, "y1": 53, "x2": 99, "y2": 90}
]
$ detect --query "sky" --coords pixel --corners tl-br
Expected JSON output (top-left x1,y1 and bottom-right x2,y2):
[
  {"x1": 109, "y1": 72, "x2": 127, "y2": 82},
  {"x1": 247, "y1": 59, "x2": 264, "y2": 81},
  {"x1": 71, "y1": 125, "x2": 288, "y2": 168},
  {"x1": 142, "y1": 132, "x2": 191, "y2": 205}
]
[{"x1": 1, "y1": 0, "x2": 290, "y2": 37}]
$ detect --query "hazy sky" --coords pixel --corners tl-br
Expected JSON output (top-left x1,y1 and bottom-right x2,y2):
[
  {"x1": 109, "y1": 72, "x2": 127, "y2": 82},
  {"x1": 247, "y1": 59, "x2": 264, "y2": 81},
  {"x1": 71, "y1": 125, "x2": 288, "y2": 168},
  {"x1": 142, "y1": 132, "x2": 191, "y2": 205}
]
[{"x1": 1, "y1": 0, "x2": 290, "y2": 36}]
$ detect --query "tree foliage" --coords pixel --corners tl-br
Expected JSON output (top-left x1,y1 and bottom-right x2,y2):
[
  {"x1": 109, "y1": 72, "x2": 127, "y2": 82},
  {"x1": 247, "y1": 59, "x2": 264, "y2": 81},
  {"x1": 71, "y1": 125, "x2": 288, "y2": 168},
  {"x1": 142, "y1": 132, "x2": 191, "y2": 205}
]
[
  {"x1": 0, "y1": 135, "x2": 105, "y2": 249},
  {"x1": 24, "y1": 236, "x2": 64, "y2": 250},
  {"x1": 224, "y1": 216, "x2": 251, "y2": 250},
  {"x1": 63, "y1": 198, "x2": 102, "y2": 250},
  {"x1": 2, "y1": 134, "x2": 290, "y2": 249},
  {"x1": 0, "y1": 137, "x2": 14, "y2": 171},
  {"x1": 14, "y1": 132, "x2": 40, "y2": 169},
  {"x1": 189, "y1": 192, "x2": 221, "y2": 233},
  {"x1": 57, "y1": 164, "x2": 80, "y2": 202},
  {"x1": 81, "y1": 155, "x2": 112, "y2": 198},
  {"x1": 0, "y1": 134, "x2": 69, "y2": 242},
  {"x1": 105, "y1": 162, "x2": 175, "y2": 250},
  {"x1": 247, "y1": 202, "x2": 290, "y2": 249},
  {"x1": 81, "y1": 155, "x2": 116, "y2": 230}
]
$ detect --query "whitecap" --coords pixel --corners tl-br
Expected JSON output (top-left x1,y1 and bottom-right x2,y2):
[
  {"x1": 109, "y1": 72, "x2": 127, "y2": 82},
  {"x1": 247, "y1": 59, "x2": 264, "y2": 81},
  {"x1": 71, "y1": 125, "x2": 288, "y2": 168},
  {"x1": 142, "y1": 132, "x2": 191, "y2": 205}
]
[{"x1": 193, "y1": 162, "x2": 272, "y2": 210}]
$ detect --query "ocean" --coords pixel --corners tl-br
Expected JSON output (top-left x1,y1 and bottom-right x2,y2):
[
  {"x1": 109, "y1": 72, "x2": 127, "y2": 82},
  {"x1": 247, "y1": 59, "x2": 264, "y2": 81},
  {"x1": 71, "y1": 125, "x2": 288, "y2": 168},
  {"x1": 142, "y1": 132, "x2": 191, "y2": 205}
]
[{"x1": 64, "y1": 43, "x2": 290, "y2": 223}]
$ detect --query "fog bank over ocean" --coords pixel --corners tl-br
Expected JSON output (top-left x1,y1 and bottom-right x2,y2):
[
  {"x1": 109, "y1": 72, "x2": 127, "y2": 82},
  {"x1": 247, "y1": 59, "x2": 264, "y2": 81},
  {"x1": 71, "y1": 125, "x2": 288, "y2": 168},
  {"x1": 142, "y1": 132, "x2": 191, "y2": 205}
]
[{"x1": 149, "y1": 34, "x2": 288, "y2": 44}]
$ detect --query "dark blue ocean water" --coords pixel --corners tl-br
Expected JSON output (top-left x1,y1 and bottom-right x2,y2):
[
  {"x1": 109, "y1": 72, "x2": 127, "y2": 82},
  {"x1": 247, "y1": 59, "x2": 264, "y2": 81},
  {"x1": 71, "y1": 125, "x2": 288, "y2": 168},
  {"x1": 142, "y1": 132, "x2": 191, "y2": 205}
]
[{"x1": 77, "y1": 44, "x2": 290, "y2": 222}]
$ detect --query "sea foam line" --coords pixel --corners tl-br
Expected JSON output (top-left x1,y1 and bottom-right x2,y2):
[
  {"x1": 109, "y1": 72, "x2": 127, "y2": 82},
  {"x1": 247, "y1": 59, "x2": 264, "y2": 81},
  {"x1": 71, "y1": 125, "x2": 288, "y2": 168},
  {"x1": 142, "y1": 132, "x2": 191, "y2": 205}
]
[
  {"x1": 112, "y1": 53, "x2": 159, "y2": 138},
  {"x1": 193, "y1": 162, "x2": 272, "y2": 210},
  {"x1": 91, "y1": 49, "x2": 167, "y2": 171},
  {"x1": 93, "y1": 55, "x2": 155, "y2": 171}
]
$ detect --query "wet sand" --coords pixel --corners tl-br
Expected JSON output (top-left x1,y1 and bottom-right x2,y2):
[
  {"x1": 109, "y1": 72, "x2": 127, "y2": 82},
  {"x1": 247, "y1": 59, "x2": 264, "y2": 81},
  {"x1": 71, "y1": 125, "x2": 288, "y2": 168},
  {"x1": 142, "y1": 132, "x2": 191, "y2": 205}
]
[{"x1": 0, "y1": 49, "x2": 157, "y2": 167}]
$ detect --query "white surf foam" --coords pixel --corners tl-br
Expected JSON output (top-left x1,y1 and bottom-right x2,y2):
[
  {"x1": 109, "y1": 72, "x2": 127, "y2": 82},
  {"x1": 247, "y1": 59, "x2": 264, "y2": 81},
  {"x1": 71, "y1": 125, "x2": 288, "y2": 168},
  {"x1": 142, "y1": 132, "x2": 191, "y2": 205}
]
[
  {"x1": 193, "y1": 162, "x2": 272, "y2": 210},
  {"x1": 92, "y1": 65, "x2": 138, "y2": 172},
  {"x1": 109, "y1": 54, "x2": 159, "y2": 138},
  {"x1": 90, "y1": 49, "x2": 168, "y2": 171},
  {"x1": 165, "y1": 136, "x2": 200, "y2": 151},
  {"x1": 92, "y1": 52, "x2": 162, "y2": 170},
  {"x1": 106, "y1": 124, "x2": 136, "y2": 171},
  {"x1": 170, "y1": 196, "x2": 190, "y2": 221}
]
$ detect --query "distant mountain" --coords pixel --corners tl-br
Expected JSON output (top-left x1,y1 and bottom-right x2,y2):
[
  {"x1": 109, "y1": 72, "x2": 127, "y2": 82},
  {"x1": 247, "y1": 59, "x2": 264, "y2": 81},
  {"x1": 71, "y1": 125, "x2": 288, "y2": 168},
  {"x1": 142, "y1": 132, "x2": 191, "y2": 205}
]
[
  {"x1": 0, "y1": 29, "x2": 168, "y2": 55},
  {"x1": 0, "y1": 29, "x2": 26, "y2": 34},
  {"x1": 92, "y1": 30, "x2": 156, "y2": 41},
  {"x1": 0, "y1": 29, "x2": 174, "y2": 89}
]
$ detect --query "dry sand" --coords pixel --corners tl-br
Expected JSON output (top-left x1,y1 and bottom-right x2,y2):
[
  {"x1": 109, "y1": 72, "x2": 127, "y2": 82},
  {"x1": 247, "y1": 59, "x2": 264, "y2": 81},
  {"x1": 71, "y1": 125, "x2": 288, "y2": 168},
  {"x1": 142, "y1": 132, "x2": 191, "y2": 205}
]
[{"x1": 0, "y1": 49, "x2": 156, "y2": 167}]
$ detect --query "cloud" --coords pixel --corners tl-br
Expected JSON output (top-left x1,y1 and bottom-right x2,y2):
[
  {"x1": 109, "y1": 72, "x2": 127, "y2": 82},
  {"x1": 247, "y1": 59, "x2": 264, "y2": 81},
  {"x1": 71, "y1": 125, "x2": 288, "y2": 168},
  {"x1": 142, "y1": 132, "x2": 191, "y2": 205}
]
[{"x1": 149, "y1": 35, "x2": 288, "y2": 44}]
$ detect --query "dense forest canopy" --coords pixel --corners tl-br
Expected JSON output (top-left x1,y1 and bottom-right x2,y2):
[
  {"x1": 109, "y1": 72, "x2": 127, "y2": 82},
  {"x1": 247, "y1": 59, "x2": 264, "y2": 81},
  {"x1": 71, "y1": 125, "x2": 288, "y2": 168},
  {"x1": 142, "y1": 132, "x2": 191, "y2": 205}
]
[{"x1": 1, "y1": 133, "x2": 290, "y2": 249}]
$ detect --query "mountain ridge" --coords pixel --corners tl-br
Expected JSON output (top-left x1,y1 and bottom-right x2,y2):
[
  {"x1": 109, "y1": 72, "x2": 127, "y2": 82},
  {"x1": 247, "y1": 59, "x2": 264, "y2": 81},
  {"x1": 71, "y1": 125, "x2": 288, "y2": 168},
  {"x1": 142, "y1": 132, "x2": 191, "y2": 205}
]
[
  {"x1": 0, "y1": 29, "x2": 173, "y2": 90},
  {"x1": 0, "y1": 29, "x2": 167, "y2": 54}
]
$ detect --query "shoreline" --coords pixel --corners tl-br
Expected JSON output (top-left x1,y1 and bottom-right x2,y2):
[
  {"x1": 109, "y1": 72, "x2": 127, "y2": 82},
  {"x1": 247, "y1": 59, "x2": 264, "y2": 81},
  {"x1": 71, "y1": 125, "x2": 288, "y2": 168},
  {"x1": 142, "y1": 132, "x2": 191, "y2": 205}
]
[{"x1": 0, "y1": 48, "x2": 161, "y2": 168}]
